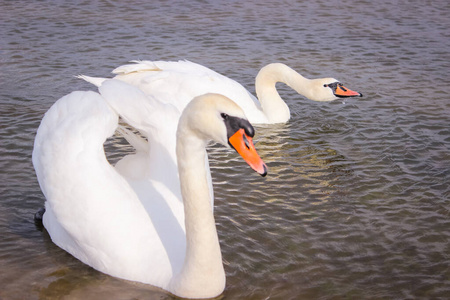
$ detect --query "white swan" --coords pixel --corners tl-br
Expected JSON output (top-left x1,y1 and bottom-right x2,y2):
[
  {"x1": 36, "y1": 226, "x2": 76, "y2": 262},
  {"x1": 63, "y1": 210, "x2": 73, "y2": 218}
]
[
  {"x1": 32, "y1": 85, "x2": 267, "y2": 299},
  {"x1": 79, "y1": 60, "x2": 362, "y2": 124}
]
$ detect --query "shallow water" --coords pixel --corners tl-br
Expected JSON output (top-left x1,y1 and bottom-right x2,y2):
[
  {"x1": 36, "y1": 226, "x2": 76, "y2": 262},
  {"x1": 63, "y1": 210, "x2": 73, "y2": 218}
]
[{"x1": 1, "y1": 0, "x2": 449, "y2": 299}]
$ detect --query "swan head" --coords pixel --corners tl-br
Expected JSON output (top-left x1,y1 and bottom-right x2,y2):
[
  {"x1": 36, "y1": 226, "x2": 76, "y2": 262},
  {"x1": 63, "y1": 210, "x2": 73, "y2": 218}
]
[
  {"x1": 309, "y1": 78, "x2": 363, "y2": 101},
  {"x1": 178, "y1": 93, "x2": 267, "y2": 176}
]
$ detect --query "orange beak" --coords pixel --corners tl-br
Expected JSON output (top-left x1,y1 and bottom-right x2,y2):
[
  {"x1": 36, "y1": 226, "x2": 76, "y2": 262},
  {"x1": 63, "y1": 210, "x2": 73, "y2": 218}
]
[
  {"x1": 228, "y1": 128, "x2": 267, "y2": 177},
  {"x1": 334, "y1": 84, "x2": 362, "y2": 98}
]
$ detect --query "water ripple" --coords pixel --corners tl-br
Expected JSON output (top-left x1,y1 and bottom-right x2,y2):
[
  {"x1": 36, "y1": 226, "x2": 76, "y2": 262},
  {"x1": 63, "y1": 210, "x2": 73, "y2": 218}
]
[{"x1": 1, "y1": 0, "x2": 450, "y2": 299}]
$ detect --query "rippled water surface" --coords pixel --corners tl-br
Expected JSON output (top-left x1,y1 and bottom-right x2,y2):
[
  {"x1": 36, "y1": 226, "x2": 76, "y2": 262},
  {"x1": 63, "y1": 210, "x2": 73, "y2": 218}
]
[{"x1": 1, "y1": 0, "x2": 449, "y2": 299}]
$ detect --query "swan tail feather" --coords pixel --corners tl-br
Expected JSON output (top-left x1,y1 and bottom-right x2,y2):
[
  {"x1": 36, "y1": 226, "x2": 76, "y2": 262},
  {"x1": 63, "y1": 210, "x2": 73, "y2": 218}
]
[
  {"x1": 116, "y1": 125, "x2": 148, "y2": 153},
  {"x1": 76, "y1": 75, "x2": 107, "y2": 87},
  {"x1": 112, "y1": 61, "x2": 162, "y2": 75}
]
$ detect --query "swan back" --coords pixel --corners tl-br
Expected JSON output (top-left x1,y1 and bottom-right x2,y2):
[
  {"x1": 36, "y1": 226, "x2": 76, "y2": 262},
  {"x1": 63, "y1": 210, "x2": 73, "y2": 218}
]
[
  {"x1": 111, "y1": 60, "x2": 268, "y2": 122},
  {"x1": 97, "y1": 79, "x2": 184, "y2": 190},
  {"x1": 32, "y1": 91, "x2": 179, "y2": 288},
  {"x1": 33, "y1": 91, "x2": 118, "y2": 199}
]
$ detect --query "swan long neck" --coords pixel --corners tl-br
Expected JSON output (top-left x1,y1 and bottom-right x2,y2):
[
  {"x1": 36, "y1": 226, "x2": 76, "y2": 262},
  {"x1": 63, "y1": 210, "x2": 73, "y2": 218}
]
[
  {"x1": 170, "y1": 130, "x2": 225, "y2": 298},
  {"x1": 255, "y1": 63, "x2": 311, "y2": 123}
]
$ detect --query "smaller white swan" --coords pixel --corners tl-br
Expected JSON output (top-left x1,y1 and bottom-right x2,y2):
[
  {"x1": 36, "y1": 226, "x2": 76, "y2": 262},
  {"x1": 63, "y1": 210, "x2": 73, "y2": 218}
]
[
  {"x1": 33, "y1": 87, "x2": 267, "y2": 299},
  {"x1": 79, "y1": 60, "x2": 362, "y2": 124}
]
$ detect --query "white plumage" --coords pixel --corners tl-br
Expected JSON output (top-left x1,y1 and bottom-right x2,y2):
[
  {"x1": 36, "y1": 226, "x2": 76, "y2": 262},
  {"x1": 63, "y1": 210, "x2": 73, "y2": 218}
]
[
  {"x1": 33, "y1": 82, "x2": 266, "y2": 298},
  {"x1": 79, "y1": 60, "x2": 362, "y2": 124}
]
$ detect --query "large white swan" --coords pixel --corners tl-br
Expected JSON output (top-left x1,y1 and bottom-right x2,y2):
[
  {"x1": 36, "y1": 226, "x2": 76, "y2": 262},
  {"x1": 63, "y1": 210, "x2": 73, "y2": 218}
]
[
  {"x1": 79, "y1": 60, "x2": 362, "y2": 124},
  {"x1": 32, "y1": 83, "x2": 267, "y2": 299}
]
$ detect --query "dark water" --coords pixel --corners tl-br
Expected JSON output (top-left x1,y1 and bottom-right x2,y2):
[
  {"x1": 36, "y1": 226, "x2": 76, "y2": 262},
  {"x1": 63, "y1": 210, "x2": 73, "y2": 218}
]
[{"x1": 1, "y1": 0, "x2": 449, "y2": 299}]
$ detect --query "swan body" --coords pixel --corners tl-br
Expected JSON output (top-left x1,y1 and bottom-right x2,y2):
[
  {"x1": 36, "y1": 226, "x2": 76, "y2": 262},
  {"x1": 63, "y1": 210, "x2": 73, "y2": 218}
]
[
  {"x1": 32, "y1": 85, "x2": 266, "y2": 298},
  {"x1": 79, "y1": 60, "x2": 362, "y2": 124}
]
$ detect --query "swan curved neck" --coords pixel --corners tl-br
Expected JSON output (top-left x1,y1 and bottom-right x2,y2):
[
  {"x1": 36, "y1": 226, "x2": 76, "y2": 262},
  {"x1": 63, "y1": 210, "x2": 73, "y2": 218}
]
[
  {"x1": 171, "y1": 131, "x2": 225, "y2": 298},
  {"x1": 255, "y1": 63, "x2": 310, "y2": 123}
]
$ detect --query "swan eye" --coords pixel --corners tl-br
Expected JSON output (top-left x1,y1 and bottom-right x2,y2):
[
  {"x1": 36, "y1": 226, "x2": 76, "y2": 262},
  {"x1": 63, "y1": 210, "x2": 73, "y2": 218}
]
[
  {"x1": 323, "y1": 84, "x2": 328, "y2": 88},
  {"x1": 221, "y1": 113, "x2": 229, "y2": 120}
]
